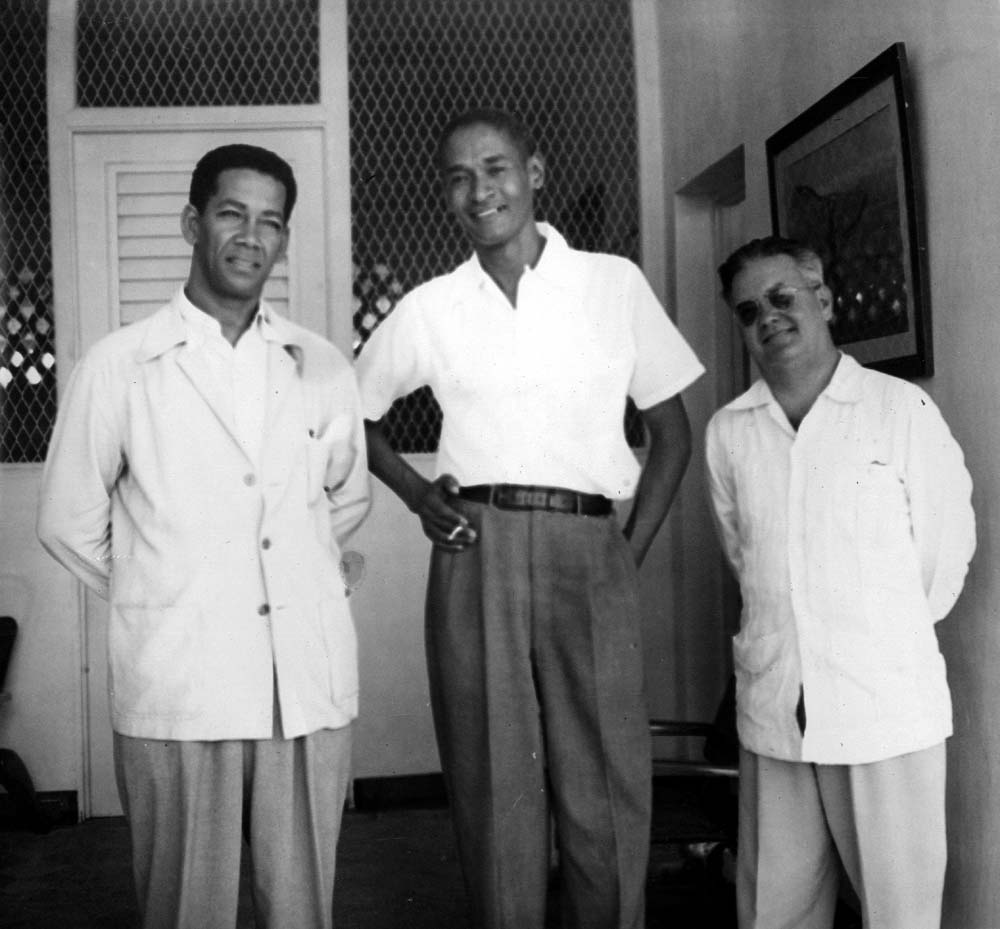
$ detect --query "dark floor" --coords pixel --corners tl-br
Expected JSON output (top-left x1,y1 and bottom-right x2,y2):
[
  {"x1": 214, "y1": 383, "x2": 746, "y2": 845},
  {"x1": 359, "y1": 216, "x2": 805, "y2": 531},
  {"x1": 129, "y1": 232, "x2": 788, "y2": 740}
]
[{"x1": 0, "y1": 803, "x2": 739, "y2": 928}]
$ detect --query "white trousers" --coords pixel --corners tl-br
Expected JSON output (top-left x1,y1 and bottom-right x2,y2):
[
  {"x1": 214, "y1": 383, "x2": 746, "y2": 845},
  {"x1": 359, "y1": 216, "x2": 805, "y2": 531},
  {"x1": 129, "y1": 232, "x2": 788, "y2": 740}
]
[
  {"x1": 114, "y1": 723, "x2": 352, "y2": 929},
  {"x1": 737, "y1": 743, "x2": 946, "y2": 929}
]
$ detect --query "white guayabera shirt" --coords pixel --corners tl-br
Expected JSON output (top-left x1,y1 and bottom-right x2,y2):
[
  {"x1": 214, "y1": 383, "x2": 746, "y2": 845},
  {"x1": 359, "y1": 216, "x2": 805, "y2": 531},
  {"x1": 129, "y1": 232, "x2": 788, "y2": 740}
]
[{"x1": 706, "y1": 353, "x2": 976, "y2": 764}]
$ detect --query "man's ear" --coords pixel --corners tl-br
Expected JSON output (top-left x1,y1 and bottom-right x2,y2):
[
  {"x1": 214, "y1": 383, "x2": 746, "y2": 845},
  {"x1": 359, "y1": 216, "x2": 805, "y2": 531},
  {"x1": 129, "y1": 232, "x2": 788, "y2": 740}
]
[
  {"x1": 816, "y1": 283, "x2": 834, "y2": 322},
  {"x1": 180, "y1": 204, "x2": 200, "y2": 247},
  {"x1": 528, "y1": 153, "x2": 545, "y2": 191},
  {"x1": 277, "y1": 225, "x2": 290, "y2": 263}
]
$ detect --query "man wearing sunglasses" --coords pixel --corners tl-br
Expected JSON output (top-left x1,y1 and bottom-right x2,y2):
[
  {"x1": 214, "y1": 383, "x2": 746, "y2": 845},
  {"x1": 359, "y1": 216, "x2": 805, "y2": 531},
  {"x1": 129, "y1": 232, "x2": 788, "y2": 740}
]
[{"x1": 706, "y1": 236, "x2": 975, "y2": 929}]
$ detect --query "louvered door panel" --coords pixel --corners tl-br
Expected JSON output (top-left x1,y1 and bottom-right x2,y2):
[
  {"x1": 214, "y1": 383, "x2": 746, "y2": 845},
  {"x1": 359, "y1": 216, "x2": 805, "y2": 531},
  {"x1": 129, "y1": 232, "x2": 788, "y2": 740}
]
[{"x1": 114, "y1": 166, "x2": 291, "y2": 326}]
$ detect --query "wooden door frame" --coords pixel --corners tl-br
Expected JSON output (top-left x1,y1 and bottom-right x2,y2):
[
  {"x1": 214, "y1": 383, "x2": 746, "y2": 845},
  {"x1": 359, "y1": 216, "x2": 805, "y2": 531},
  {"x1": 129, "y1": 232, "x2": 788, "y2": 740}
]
[{"x1": 671, "y1": 148, "x2": 746, "y2": 725}]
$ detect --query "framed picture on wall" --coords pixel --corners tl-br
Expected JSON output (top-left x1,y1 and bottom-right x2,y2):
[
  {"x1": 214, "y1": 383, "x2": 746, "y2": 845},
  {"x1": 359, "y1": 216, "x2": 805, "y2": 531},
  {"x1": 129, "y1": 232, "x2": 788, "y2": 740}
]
[{"x1": 766, "y1": 42, "x2": 932, "y2": 378}]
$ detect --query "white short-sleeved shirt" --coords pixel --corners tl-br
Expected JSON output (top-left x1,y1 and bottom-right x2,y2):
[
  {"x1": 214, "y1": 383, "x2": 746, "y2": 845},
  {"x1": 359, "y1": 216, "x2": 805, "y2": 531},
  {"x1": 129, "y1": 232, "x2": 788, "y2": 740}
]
[
  {"x1": 706, "y1": 353, "x2": 976, "y2": 764},
  {"x1": 356, "y1": 225, "x2": 704, "y2": 499}
]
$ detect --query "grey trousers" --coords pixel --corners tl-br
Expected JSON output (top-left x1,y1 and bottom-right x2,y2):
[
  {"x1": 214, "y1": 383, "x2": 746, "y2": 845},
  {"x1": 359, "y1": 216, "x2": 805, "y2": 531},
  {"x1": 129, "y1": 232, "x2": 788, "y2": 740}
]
[
  {"x1": 737, "y1": 743, "x2": 947, "y2": 929},
  {"x1": 114, "y1": 720, "x2": 352, "y2": 929},
  {"x1": 425, "y1": 501, "x2": 652, "y2": 929}
]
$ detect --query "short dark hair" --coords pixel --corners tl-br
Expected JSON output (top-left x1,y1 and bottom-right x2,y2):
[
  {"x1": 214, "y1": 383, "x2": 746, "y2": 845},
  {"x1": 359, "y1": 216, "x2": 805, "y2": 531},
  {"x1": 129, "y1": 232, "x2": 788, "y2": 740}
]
[
  {"x1": 436, "y1": 108, "x2": 538, "y2": 170},
  {"x1": 718, "y1": 236, "x2": 824, "y2": 303},
  {"x1": 188, "y1": 144, "x2": 297, "y2": 222}
]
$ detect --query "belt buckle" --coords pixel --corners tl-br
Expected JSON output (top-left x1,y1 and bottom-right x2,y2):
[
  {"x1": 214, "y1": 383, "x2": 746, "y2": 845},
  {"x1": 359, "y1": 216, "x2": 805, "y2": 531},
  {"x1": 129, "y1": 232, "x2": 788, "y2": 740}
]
[
  {"x1": 528, "y1": 489, "x2": 550, "y2": 509},
  {"x1": 548, "y1": 490, "x2": 575, "y2": 513}
]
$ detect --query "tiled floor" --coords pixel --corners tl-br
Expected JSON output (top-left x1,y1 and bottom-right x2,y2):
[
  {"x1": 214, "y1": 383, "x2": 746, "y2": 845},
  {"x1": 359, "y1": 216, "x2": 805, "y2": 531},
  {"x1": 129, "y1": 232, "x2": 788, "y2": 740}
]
[{"x1": 0, "y1": 806, "x2": 737, "y2": 928}]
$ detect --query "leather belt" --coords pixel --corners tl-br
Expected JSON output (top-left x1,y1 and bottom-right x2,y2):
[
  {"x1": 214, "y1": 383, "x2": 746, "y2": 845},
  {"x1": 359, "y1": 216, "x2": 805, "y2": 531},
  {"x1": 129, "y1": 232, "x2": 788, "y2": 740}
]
[{"x1": 457, "y1": 483, "x2": 613, "y2": 517}]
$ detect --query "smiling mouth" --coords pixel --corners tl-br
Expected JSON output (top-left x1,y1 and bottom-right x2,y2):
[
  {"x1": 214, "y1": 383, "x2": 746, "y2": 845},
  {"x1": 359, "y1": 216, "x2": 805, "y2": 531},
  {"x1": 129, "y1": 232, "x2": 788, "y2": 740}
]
[
  {"x1": 227, "y1": 256, "x2": 260, "y2": 271},
  {"x1": 473, "y1": 206, "x2": 503, "y2": 219},
  {"x1": 762, "y1": 327, "x2": 795, "y2": 344}
]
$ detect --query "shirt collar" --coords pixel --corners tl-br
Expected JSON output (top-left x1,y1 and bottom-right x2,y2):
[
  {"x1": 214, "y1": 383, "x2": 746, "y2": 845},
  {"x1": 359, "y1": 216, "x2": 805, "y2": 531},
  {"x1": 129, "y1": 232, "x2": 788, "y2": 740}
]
[
  {"x1": 138, "y1": 288, "x2": 302, "y2": 361},
  {"x1": 821, "y1": 352, "x2": 865, "y2": 403},
  {"x1": 452, "y1": 223, "x2": 581, "y2": 295},
  {"x1": 726, "y1": 352, "x2": 864, "y2": 412}
]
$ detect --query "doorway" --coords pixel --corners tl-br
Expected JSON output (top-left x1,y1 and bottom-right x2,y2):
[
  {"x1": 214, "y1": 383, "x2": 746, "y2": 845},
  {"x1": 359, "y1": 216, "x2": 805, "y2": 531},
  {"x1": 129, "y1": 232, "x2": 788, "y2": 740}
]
[{"x1": 670, "y1": 146, "x2": 746, "y2": 727}]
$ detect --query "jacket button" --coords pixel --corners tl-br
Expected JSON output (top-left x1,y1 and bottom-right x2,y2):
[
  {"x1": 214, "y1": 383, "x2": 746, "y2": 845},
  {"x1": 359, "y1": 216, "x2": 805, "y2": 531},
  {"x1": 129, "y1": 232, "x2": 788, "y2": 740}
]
[
  {"x1": 261, "y1": 538, "x2": 271, "y2": 550},
  {"x1": 258, "y1": 603, "x2": 270, "y2": 616},
  {"x1": 244, "y1": 473, "x2": 256, "y2": 487}
]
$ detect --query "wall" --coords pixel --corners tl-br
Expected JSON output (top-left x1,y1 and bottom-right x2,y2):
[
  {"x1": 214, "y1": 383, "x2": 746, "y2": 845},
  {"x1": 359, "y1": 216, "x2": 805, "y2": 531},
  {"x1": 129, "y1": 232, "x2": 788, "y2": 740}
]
[
  {"x1": 0, "y1": 467, "x2": 81, "y2": 795},
  {"x1": 655, "y1": 1, "x2": 1000, "y2": 925},
  {"x1": 349, "y1": 461, "x2": 440, "y2": 778}
]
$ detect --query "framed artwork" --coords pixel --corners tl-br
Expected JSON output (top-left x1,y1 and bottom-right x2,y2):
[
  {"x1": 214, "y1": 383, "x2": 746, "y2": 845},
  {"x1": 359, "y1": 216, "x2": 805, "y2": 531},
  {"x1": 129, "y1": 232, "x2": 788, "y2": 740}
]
[{"x1": 767, "y1": 43, "x2": 932, "y2": 377}]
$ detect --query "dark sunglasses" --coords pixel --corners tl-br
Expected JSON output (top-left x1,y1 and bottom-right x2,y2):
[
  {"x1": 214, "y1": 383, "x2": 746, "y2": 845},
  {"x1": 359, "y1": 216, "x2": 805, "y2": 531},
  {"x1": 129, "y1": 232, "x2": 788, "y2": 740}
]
[{"x1": 733, "y1": 284, "x2": 819, "y2": 328}]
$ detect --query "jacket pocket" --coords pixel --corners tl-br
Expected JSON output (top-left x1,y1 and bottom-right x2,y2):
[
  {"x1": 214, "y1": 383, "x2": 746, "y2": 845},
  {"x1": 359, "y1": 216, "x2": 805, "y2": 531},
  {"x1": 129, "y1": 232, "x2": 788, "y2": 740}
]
[
  {"x1": 732, "y1": 628, "x2": 784, "y2": 729},
  {"x1": 109, "y1": 605, "x2": 203, "y2": 721},
  {"x1": 305, "y1": 413, "x2": 357, "y2": 503}
]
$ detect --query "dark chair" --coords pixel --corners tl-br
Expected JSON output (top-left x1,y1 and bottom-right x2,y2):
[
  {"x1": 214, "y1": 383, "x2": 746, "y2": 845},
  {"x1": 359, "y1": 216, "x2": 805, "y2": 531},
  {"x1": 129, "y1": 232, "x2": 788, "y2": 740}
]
[
  {"x1": 0, "y1": 617, "x2": 51, "y2": 832},
  {"x1": 648, "y1": 676, "x2": 739, "y2": 877}
]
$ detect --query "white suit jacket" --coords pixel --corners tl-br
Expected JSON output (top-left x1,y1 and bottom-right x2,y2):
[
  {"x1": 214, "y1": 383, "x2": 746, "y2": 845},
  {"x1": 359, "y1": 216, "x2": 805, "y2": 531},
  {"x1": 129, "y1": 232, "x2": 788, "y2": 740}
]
[{"x1": 38, "y1": 291, "x2": 371, "y2": 740}]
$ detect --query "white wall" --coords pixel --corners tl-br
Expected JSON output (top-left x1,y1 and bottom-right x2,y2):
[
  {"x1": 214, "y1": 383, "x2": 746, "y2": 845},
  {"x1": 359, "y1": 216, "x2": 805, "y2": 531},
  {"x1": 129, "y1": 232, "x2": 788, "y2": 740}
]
[
  {"x1": 0, "y1": 466, "x2": 82, "y2": 794},
  {"x1": 655, "y1": 2, "x2": 1000, "y2": 925},
  {"x1": 349, "y1": 460, "x2": 440, "y2": 778}
]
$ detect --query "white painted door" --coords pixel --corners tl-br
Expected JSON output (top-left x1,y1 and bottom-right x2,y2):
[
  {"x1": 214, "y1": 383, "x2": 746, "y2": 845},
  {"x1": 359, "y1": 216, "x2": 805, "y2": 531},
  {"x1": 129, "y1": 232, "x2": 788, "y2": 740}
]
[{"x1": 72, "y1": 127, "x2": 329, "y2": 816}]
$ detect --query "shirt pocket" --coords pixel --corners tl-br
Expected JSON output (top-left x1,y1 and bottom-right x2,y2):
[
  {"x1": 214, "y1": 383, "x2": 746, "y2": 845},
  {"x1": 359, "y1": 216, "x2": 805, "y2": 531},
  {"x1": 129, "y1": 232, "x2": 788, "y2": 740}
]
[
  {"x1": 834, "y1": 459, "x2": 915, "y2": 591},
  {"x1": 109, "y1": 605, "x2": 204, "y2": 721},
  {"x1": 837, "y1": 459, "x2": 908, "y2": 549}
]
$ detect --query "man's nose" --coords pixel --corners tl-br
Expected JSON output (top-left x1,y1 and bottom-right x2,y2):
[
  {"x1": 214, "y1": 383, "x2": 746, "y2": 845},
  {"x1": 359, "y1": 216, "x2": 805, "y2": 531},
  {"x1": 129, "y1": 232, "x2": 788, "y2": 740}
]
[
  {"x1": 758, "y1": 296, "x2": 782, "y2": 325},
  {"x1": 470, "y1": 174, "x2": 492, "y2": 201},
  {"x1": 235, "y1": 219, "x2": 263, "y2": 246}
]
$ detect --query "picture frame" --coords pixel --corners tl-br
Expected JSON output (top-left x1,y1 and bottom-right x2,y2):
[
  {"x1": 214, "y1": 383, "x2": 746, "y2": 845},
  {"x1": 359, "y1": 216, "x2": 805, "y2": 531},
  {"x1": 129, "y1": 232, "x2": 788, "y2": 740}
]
[{"x1": 766, "y1": 43, "x2": 932, "y2": 378}]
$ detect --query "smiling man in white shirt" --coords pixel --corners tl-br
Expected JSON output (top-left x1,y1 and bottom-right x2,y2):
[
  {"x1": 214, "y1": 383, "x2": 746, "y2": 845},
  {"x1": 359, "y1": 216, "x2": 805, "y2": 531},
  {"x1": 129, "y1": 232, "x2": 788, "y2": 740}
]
[
  {"x1": 356, "y1": 109, "x2": 704, "y2": 929},
  {"x1": 38, "y1": 144, "x2": 370, "y2": 929},
  {"x1": 706, "y1": 236, "x2": 975, "y2": 929}
]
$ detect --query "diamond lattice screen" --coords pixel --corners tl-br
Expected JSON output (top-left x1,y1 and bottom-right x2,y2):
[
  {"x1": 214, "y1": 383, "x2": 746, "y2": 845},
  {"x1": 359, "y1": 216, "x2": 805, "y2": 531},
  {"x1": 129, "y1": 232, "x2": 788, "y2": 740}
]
[
  {"x1": 0, "y1": 0, "x2": 57, "y2": 463},
  {"x1": 76, "y1": 0, "x2": 319, "y2": 107},
  {"x1": 349, "y1": 0, "x2": 644, "y2": 453}
]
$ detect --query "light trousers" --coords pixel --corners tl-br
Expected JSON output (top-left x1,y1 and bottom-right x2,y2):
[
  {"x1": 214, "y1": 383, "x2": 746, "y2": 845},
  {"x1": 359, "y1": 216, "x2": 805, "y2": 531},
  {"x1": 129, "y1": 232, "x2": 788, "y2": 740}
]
[
  {"x1": 114, "y1": 719, "x2": 352, "y2": 929},
  {"x1": 425, "y1": 502, "x2": 652, "y2": 929},
  {"x1": 737, "y1": 742, "x2": 946, "y2": 929}
]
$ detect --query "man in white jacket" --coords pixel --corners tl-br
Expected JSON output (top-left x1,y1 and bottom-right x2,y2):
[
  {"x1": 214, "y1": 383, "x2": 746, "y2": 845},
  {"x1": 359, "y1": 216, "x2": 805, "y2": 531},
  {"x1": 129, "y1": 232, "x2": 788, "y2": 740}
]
[
  {"x1": 706, "y1": 236, "x2": 975, "y2": 929},
  {"x1": 38, "y1": 144, "x2": 370, "y2": 929}
]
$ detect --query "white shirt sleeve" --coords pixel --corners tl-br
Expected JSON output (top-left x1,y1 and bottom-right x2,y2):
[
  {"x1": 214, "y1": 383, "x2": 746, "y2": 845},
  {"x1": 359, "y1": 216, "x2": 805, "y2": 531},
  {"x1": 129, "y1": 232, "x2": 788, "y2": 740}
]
[
  {"x1": 37, "y1": 353, "x2": 122, "y2": 599},
  {"x1": 627, "y1": 263, "x2": 704, "y2": 409},
  {"x1": 355, "y1": 293, "x2": 430, "y2": 421},
  {"x1": 903, "y1": 388, "x2": 976, "y2": 621},
  {"x1": 705, "y1": 412, "x2": 743, "y2": 577},
  {"x1": 319, "y1": 363, "x2": 372, "y2": 547}
]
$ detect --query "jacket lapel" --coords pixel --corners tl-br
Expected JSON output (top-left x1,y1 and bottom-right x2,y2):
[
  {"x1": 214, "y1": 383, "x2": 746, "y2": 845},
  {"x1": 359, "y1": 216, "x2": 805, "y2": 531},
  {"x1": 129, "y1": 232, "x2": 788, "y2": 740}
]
[{"x1": 140, "y1": 294, "x2": 249, "y2": 459}]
